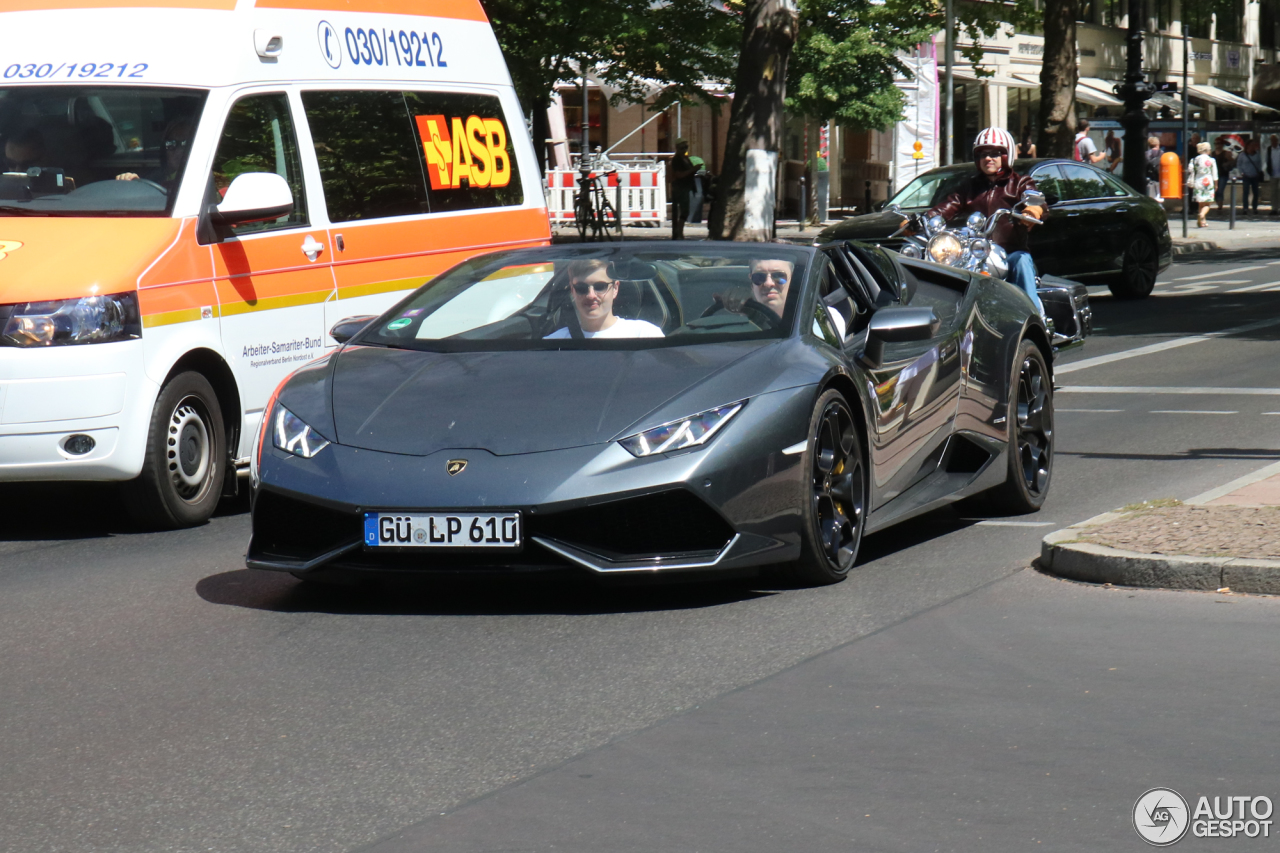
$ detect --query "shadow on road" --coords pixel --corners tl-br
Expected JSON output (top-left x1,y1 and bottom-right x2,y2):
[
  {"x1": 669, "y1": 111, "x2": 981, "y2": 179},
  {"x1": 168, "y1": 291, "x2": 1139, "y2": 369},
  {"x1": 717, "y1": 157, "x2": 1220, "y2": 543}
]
[
  {"x1": 1058, "y1": 447, "x2": 1280, "y2": 463},
  {"x1": 0, "y1": 482, "x2": 249, "y2": 541},
  {"x1": 1082, "y1": 289, "x2": 1280, "y2": 342},
  {"x1": 196, "y1": 567, "x2": 776, "y2": 616}
]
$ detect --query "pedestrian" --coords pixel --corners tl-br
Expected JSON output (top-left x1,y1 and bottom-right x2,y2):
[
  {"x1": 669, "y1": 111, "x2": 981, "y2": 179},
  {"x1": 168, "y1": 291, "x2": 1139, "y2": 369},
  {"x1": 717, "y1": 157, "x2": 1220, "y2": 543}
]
[
  {"x1": 669, "y1": 138, "x2": 695, "y2": 240},
  {"x1": 1145, "y1": 136, "x2": 1163, "y2": 199},
  {"x1": 1017, "y1": 125, "x2": 1036, "y2": 158},
  {"x1": 1265, "y1": 134, "x2": 1280, "y2": 214},
  {"x1": 1212, "y1": 137, "x2": 1235, "y2": 209},
  {"x1": 1074, "y1": 120, "x2": 1104, "y2": 164},
  {"x1": 1237, "y1": 139, "x2": 1263, "y2": 213},
  {"x1": 1104, "y1": 129, "x2": 1123, "y2": 173},
  {"x1": 1188, "y1": 141, "x2": 1218, "y2": 228},
  {"x1": 685, "y1": 150, "x2": 707, "y2": 225}
]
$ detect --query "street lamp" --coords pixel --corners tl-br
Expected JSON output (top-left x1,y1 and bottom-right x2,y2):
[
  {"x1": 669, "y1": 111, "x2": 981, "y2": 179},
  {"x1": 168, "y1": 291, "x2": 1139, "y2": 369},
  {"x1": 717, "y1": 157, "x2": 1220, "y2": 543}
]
[{"x1": 1115, "y1": 0, "x2": 1154, "y2": 192}]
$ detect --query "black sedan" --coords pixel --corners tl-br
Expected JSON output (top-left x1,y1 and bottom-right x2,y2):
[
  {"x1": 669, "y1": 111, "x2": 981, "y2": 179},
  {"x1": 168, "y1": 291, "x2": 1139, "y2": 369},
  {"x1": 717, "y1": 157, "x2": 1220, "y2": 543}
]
[
  {"x1": 248, "y1": 241, "x2": 1055, "y2": 586},
  {"x1": 817, "y1": 159, "x2": 1172, "y2": 299}
]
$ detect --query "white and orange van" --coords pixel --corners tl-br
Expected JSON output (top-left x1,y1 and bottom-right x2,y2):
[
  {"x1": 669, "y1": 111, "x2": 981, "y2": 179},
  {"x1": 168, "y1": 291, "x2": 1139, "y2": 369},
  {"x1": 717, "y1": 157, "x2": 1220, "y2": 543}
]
[{"x1": 0, "y1": 0, "x2": 550, "y2": 526}]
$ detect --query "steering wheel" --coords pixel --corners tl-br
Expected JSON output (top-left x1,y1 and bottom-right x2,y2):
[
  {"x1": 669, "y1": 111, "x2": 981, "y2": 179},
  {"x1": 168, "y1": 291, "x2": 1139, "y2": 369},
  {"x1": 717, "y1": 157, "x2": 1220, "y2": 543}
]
[
  {"x1": 740, "y1": 298, "x2": 781, "y2": 330},
  {"x1": 137, "y1": 178, "x2": 169, "y2": 196}
]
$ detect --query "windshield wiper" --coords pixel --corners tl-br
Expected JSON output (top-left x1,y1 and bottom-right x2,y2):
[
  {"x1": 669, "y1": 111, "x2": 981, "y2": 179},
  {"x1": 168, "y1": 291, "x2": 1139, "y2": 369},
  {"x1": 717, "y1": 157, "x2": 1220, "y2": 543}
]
[{"x1": 0, "y1": 205, "x2": 56, "y2": 216}]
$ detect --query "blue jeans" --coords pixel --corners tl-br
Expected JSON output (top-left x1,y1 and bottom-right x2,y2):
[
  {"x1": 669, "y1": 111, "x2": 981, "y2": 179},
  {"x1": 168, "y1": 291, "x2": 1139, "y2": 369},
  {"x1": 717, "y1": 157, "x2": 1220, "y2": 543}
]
[{"x1": 1007, "y1": 251, "x2": 1045, "y2": 316}]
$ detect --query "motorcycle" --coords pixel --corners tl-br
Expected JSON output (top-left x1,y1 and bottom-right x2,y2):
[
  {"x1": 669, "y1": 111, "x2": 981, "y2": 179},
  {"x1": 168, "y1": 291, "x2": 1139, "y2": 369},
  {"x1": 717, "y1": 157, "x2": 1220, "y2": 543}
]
[{"x1": 885, "y1": 189, "x2": 1091, "y2": 350}]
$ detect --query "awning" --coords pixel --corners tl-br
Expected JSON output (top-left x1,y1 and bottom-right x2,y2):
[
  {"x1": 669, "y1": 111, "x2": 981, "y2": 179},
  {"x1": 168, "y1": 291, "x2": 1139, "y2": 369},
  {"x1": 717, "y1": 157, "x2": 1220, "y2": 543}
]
[
  {"x1": 1186, "y1": 84, "x2": 1277, "y2": 113},
  {"x1": 950, "y1": 68, "x2": 1039, "y2": 89},
  {"x1": 1012, "y1": 73, "x2": 1123, "y2": 107}
]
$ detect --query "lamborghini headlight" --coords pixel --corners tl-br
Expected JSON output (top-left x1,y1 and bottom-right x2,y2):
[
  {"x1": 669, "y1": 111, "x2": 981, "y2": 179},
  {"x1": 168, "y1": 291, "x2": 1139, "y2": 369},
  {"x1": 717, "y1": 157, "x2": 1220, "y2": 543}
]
[
  {"x1": 1, "y1": 292, "x2": 141, "y2": 347},
  {"x1": 926, "y1": 232, "x2": 964, "y2": 266},
  {"x1": 619, "y1": 400, "x2": 745, "y2": 458},
  {"x1": 272, "y1": 405, "x2": 331, "y2": 459}
]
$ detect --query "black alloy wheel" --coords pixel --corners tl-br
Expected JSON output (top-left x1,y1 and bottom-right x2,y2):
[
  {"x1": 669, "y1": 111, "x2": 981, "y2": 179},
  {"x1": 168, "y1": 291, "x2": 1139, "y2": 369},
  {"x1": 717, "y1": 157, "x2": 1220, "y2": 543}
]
[
  {"x1": 792, "y1": 389, "x2": 867, "y2": 585},
  {"x1": 1107, "y1": 232, "x2": 1158, "y2": 299},
  {"x1": 122, "y1": 371, "x2": 227, "y2": 529},
  {"x1": 985, "y1": 340, "x2": 1054, "y2": 514}
]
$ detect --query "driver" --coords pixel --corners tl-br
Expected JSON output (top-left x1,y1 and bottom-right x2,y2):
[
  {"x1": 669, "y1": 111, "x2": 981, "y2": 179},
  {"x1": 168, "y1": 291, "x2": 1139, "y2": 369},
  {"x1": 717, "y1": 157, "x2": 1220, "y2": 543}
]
[
  {"x1": 116, "y1": 116, "x2": 194, "y2": 191},
  {"x1": 921, "y1": 127, "x2": 1046, "y2": 317},
  {"x1": 749, "y1": 258, "x2": 793, "y2": 318},
  {"x1": 544, "y1": 259, "x2": 665, "y2": 339},
  {"x1": 2, "y1": 128, "x2": 45, "y2": 173}
]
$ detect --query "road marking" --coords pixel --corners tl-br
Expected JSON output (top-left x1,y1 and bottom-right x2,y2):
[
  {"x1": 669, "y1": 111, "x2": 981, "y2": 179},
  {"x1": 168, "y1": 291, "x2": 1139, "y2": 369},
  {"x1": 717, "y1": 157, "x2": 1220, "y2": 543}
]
[
  {"x1": 1227, "y1": 280, "x2": 1280, "y2": 293},
  {"x1": 1055, "y1": 315, "x2": 1280, "y2": 375},
  {"x1": 1059, "y1": 385, "x2": 1280, "y2": 395},
  {"x1": 1172, "y1": 265, "x2": 1266, "y2": 281},
  {"x1": 1150, "y1": 409, "x2": 1238, "y2": 415},
  {"x1": 1057, "y1": 408, "x2": 1125, "y2": 412},
  {"x1": 1186, "y1": 458, "x2": 1280, "y2": 505},
  {"x1": 1264, "y1": 412, "x2": 1280, "y2": 415},
  {"x1": 973, "y1": 520, "x2": 1056, "y2": 527}
]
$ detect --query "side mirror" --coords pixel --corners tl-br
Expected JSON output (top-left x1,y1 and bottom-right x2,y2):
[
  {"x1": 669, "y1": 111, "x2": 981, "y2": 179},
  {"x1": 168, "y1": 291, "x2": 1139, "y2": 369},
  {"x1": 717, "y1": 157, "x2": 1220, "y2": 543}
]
[
  {"x1": 1018, "y1": 189, "x2": 1047, "y2": 210},
  {"x1": 329, "y1": 314, "x2": 377, "y2": 345},
  {"x1": 858, "y1": 306, "x2": 940, "y2": 368},
  {"x1": 212, "y1": 172, "x2": 294, "y2": 225}
]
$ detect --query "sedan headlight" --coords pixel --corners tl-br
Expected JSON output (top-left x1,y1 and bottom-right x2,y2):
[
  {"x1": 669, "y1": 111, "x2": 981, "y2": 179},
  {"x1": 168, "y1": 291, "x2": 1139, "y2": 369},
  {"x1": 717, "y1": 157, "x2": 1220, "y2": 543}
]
[
  {"x1": 926, "y1": 232, "x2": 964, "y2": 266},
  {"x1": 272, "y1": 405, "x2": 331, "y2": 459},
  {"x1": 619, "y1": 401, "x2": 745, "y2": 458},
  {"x1": 1, "y1": 292, "x2": 141, "y2": 347}
]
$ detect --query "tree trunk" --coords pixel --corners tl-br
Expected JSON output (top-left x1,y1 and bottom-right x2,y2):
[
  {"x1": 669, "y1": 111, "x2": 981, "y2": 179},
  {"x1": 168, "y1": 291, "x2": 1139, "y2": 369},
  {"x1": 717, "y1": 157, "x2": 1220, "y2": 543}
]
[
  {"x1": 1039, "y1": 0, "x2": 1078, "y2": 158},
  {"x1": 531, "y1": 98, "x2": 551, "y2": 181},
  {"x1": 708, "y1": 0, "x2": 799, "y2": 241}
]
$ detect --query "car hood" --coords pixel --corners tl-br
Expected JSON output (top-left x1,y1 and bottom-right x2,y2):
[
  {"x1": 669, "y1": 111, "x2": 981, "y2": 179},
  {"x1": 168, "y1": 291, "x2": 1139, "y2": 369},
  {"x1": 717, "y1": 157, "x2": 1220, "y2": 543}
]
[
  {"x1": 818, "y1": 210, "x2": 914, "y2": 243},
  {"x1": 328, "y1": 342, "x2": 773, "y2": 456}
]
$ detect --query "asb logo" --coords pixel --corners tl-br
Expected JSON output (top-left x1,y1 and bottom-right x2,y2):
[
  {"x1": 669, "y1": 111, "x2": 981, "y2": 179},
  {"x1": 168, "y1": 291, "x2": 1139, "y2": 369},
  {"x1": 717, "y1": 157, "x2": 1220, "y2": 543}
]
[
  {"x1": 317, "y1": 21, "x2": 342, "y2": 68},
  {"x1": 415, "y1": 115, "x2": 511, "y2": 190},
  {"x1": 1134, "y1": 788, "x2": 1191, "y2": 846},
  {"x1": 0, "y1": 240, "x2": 23, "y2": 261}
]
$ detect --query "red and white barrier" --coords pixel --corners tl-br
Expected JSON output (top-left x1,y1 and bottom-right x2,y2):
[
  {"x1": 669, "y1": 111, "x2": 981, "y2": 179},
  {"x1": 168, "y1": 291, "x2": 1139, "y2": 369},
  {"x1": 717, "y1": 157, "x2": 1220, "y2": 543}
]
[{"x1": 545, "y1": 161, "x2": 667, "y2": 224}]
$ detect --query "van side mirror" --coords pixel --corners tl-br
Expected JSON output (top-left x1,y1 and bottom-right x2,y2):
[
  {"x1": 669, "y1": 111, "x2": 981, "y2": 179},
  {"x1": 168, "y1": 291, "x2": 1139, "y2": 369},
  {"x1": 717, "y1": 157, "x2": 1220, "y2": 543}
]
[
  {"x1": 857, "y1": 306, "x2": 939, "y2": 368},
  {"x1": 198, "y1": 172, "x2": 293, "y2": 243},
  {"x1": 329, "y1": 315, "x2": 377, "y2": 345}
]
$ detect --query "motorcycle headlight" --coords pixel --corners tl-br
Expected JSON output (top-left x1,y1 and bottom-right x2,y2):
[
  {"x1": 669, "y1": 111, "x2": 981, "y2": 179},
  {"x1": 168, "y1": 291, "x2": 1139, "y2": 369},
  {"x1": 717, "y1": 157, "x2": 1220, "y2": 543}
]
[
  {"x1": 970, "y1": 238, "x2": 991, "y2": 260},
  {"x1": 272, "y1": 405, "x2": 331, "y2": 459},
  {"x1": 898, "y1": 242, "x2": 924, "y2": 259},
  {"x1": 926, "y1": 232, "x2": 964, "y2": 266},
  {"x1": 1, "y1": 292, "x2": 141, "y2": 347},
  {"x1": 619, "y1": 400, "x2": 745, "y2": 458}
]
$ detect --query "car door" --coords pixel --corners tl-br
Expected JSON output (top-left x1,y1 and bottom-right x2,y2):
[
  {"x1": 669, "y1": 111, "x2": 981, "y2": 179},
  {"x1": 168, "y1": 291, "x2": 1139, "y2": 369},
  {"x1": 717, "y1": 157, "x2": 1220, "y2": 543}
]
[
  {"x1": 1054, "y1": 163, "x2": 1114, "y2": 276},
  {"x1": 1095, "y1": 169, "x2": 1147, "y2": 274},
  {"x1": 829, "y1": 246, "x2": 963, "y2": 508},
  {"x1": 207, "y1": 91, "x2": 334, "y2": 451}
]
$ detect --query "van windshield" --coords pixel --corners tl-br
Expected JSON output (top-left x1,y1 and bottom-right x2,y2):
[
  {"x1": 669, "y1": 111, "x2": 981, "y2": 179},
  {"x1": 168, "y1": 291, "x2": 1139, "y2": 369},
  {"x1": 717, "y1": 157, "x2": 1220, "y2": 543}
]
[{"x1": 0, "y1": 86, "x2": 206, "y2": 217}]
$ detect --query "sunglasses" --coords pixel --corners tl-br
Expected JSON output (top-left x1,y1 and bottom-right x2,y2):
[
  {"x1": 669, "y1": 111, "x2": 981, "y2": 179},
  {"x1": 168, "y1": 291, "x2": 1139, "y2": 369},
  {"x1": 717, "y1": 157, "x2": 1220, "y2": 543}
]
[
  {"x1": 571, "y1": 280, "x2": 614, "y2": 295},
  {"x1": 164, "y1": 138, "x2": 191, "y2": 151},
  {"x1": 750, "y1": 271, "x2": 789, "y2": 287},
  {"x1": 976, "y1": 151, "x2": 1003, "y2": 160}
]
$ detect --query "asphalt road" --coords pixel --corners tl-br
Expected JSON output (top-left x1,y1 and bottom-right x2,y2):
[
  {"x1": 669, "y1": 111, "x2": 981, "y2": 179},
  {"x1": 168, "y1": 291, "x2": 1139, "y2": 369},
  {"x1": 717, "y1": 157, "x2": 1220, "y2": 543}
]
[{"x1": 3, "y1": 253, "x2": 1279, "y2": 853}]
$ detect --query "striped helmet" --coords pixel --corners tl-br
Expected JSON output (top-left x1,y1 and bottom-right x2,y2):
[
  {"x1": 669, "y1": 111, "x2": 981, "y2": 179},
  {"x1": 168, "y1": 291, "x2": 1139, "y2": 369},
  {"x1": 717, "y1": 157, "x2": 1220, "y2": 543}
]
[{"x1": 973, "y1": 126, "x2": 1017, "y2": 168}]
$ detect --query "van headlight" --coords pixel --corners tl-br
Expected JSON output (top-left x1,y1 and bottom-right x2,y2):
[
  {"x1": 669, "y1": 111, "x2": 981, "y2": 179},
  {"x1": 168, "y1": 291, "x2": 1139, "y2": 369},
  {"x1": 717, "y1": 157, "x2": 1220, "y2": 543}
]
[
  {"x1": 272, "y1": 405, "x2": 331, "y2": 459},
  {"x1": 1, "y1": 292, "x2": 141, "y2": 347},
  {"x1": 619, "y1": 401, "x2": 745, "y2": 457}
]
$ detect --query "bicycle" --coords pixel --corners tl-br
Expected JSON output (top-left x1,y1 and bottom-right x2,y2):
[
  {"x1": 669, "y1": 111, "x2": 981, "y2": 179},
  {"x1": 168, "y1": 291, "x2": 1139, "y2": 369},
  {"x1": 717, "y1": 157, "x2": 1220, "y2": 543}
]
[{"x1": 572, "y1": 152, "x2": 621, "y2": 241}]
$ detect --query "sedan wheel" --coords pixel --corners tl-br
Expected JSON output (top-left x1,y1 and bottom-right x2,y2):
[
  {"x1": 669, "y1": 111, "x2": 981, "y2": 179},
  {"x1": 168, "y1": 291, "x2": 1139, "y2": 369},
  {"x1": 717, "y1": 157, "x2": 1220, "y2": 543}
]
[
  {"x1": 791, "y1": 389, "x2": 867, "y2": 585},
  {"x1": 1107, "y1": 233, "x2": 1158, "y2": 299}
]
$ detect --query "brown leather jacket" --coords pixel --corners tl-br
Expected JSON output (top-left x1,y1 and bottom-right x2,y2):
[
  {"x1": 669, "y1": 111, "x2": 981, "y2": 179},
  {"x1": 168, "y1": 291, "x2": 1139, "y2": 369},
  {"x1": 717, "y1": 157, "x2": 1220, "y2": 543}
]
[{"x1": 925, "y1": 169, "x2": 1039, "y2": 253}]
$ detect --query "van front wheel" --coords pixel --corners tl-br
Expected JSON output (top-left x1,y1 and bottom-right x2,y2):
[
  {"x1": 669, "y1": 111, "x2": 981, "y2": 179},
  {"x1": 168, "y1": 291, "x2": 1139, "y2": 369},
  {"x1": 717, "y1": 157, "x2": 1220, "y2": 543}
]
[{"x1": 123, "y1": 371, "x2": 226, "y2": 529}]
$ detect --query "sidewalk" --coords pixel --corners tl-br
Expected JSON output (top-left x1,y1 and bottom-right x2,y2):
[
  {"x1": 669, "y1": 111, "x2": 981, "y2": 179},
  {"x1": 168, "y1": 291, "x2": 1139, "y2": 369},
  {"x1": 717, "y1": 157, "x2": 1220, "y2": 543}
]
[
  {"x1": 1040, "y1": 460, "x2": 1280, "y2": 594},
  {"x1": 1167, "y1": 208, "x2": 1280, "y2": 254}
]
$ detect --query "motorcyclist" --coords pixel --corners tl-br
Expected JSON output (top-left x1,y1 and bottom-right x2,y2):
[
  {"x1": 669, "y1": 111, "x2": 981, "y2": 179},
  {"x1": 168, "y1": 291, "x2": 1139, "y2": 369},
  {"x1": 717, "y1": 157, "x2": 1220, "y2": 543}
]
[{"x1": 922, "y1": 127, "x2": 1046, "y2": 316}]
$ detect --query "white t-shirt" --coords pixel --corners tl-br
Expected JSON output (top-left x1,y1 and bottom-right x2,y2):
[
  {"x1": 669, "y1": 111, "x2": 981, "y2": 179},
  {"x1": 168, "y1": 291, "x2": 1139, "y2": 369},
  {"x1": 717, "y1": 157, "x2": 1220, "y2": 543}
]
[{"x1": 545, "y1": 318, "x2": 665, "y2": 339}]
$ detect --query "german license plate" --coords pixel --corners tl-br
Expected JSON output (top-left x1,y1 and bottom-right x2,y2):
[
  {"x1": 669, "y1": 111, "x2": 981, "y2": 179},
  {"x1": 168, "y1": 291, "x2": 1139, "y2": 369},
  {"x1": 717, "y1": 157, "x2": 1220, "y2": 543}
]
[{"x1": 364, "y1": 512, "x2": 521, "y2": 548}]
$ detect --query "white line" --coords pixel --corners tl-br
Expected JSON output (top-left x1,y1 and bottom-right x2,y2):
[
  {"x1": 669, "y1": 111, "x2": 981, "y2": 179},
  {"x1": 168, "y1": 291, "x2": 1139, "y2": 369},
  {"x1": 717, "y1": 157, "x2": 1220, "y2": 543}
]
[
  {"x1": 973, "y1": 520, "x2": 1056, "y2": 527},
  {"x1": 1058, "y1": 386, "x2": 1280, "y2": 396},
  {"x1": 1186, "y1": 459, "x2": 1280, "y2": 505},
  {"x1": 1173, "y1": 265, "x2": 1266, "y2": 281},
  {"x1": 1057, "y1": 408, "x2": 1126, "y2": 412},
  {"x1": 1055, "y1": 315, "x2": 1280, "y2": 375},
  {"x1": 1227, "y1": 280, "x2": 1280, "y2": 293},
  {"x1": 1149, "y1": 409, "x2": 1238, "y2": 415},
  {"x1": 1265, "y1": 412, "x2": 1280, "y2": 416}
]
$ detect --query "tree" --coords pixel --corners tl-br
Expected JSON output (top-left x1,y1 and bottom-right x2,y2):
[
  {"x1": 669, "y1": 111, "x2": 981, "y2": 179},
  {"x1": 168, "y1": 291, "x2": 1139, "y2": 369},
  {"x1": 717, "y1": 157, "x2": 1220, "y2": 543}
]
[{"x1": 1039, "y1": 0, "x2": 1079, "y2": 157}]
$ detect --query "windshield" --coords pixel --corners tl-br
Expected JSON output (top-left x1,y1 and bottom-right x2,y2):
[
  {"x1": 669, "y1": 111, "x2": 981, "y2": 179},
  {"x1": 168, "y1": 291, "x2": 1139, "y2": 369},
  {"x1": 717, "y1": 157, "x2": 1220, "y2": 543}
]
[
  {"x1": 888, "y1": 170, "x2": 971, "y2": 209},
  {"x1": 356, "y1": 245, "x2": 811, "y2": 352},
  {"x1": 0, "y1": 86, "x2": 206, "y2": 216}
]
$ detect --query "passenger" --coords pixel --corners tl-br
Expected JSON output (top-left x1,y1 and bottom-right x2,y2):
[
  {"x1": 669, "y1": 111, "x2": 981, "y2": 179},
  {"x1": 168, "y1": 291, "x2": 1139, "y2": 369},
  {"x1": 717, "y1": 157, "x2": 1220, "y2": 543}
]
[
  {"x1": 545, "y1": 259, "x2": 664, "y2": 339},
  {"x1": 2, "y1": 128, "x2": 45, "y2": 173},
  {"x1": 116, "y1": 117, "x2": 194, "y2": 191},
  {"x1": 749, "y1": 258, "x2": 793, "y2": 318}
]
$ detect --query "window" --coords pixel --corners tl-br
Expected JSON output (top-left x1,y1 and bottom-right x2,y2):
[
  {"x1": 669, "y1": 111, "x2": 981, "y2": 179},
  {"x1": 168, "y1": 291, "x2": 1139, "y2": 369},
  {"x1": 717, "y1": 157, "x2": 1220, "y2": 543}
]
[
  {"x1": 1030, "y1": 165, "x2": 1064, "y2": 202},
  {"x1": 1056, "y1": 163, "x2": 1109, "y2": 200},
  {"x1": 404, "y1": 91, "x2": 524, "y2": 212},
  {"x1": 208, "y1": 93, "x2": 307, "y2": 234},
  {"x1": 1099, "y1": 171, "x2": 1135, "y2": 197},
  {"x1": 302, "y1": 90, "x2": 430, "y2": 222}
]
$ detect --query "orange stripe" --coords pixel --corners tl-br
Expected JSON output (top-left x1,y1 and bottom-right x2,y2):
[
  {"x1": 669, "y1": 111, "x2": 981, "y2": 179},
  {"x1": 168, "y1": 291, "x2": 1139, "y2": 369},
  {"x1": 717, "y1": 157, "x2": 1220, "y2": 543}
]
[
  {"x1": 254, "y1": 0, "x2": 488, "y2": 22},
  {"x1": 4, "y1": 0, "x2": 233, "y2": 8}
]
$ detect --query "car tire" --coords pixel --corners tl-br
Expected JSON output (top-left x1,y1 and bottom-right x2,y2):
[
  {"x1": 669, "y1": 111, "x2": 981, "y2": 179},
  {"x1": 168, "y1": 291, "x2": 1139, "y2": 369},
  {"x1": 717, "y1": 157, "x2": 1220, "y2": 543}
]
[
  {"x1": 984, "y1": 340, "x2": 1054, "y2": 514},
  {"x1": 1107, "y1": 232, "x2": 1158, "y2": 299},
  {"x1": 790, "y1": 389, "x2": 867, "y2": 585},
  {"x1": 122, "y1": 371, "x2": 226, "y2": 529}
]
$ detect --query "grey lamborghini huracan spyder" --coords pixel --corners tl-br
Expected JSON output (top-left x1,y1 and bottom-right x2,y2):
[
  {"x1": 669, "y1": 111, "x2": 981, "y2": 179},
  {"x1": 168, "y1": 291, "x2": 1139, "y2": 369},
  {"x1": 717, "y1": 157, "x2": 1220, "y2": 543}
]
[{"x1": 248, "y1": 240, "x2": 1072, "y2": 586}]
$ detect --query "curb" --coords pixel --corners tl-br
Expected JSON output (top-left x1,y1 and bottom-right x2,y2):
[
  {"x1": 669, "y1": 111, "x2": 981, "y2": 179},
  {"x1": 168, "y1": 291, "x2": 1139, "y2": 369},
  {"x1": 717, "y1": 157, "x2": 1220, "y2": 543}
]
[
  {"x1": 1040, "y1": 511, "x2": 1280, "y2": 595},
  {"x1": 1171, "y1": 240, "x2": 1218, "y2": 255}
]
